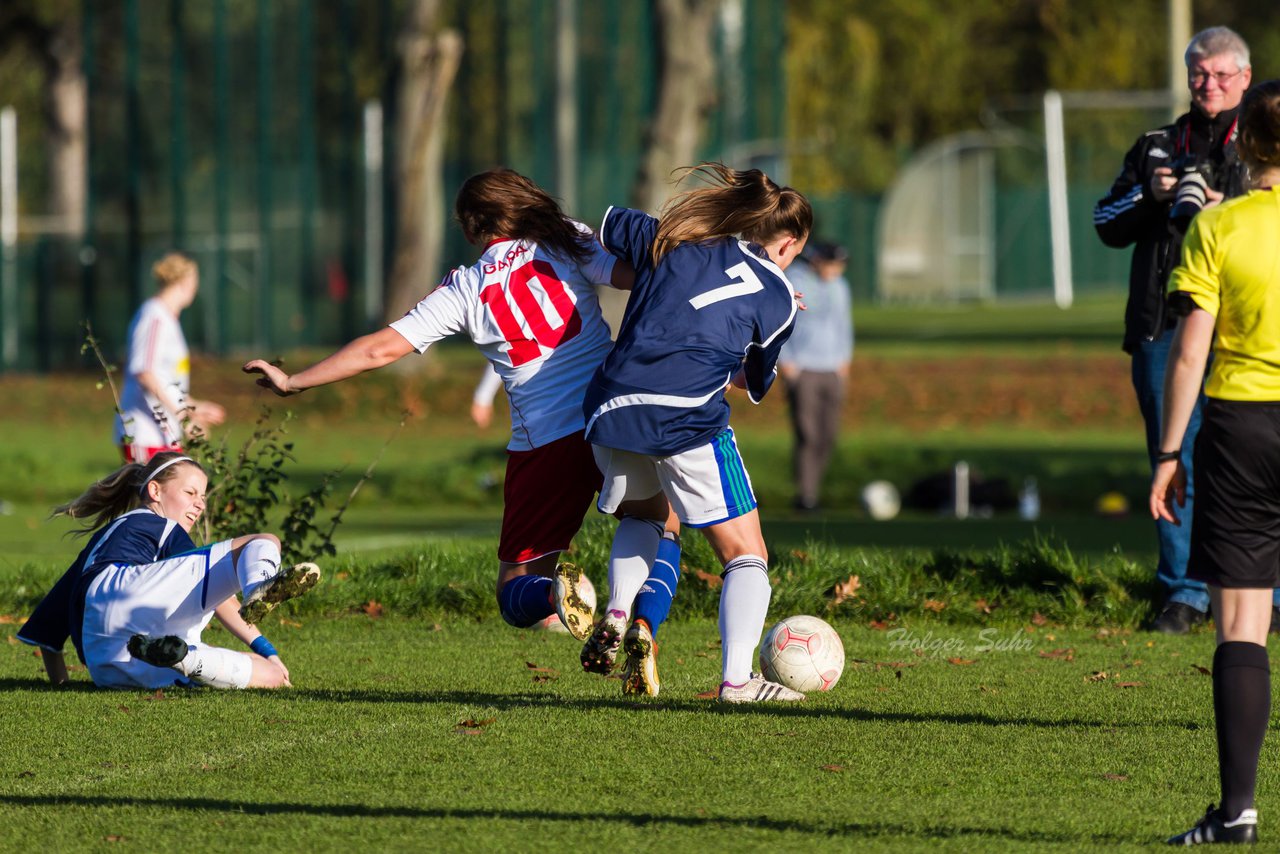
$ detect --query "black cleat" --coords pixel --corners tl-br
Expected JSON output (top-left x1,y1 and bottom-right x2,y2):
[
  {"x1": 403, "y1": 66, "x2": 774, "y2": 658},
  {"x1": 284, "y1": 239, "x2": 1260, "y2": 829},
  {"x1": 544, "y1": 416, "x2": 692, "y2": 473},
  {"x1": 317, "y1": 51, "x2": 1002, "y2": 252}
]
[
  {"x1": 1168, "y1": 804, "x2": 1257, "y2": 845},
  {"x1": 1152, "y1": 602, "x2": 1207, "y2": 635},
  {"x1": 127, "y1": 634, "x2": 189, "y2": 668}
]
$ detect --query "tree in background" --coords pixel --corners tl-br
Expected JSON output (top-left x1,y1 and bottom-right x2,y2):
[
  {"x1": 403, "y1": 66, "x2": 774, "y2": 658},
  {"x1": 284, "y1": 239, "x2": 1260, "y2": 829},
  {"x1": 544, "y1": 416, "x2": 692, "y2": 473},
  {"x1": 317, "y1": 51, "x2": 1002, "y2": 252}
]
[
  {"x1": 0, "y1": 0, "x2": 85, "y2": 236},
  {"x1": 385, "y1": 0, "x2": 463, "y2": 324}
]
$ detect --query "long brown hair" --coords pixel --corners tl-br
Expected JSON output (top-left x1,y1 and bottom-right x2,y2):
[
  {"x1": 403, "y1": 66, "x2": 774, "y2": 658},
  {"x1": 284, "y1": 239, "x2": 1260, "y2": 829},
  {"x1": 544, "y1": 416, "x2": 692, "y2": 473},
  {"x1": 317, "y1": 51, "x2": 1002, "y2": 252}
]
[
  {"x1": 1239, "y1": 79, "x2": 1280, "y2": 172},
  {"x1": 53, "y1": 452, "x2": 205, "y2": 535},
  {"x1": 454, "y1": 168, "x2": 592, "y2": 264},
  {"x1": 651, "y1": 163, "x2": 813, "y2": 267}
]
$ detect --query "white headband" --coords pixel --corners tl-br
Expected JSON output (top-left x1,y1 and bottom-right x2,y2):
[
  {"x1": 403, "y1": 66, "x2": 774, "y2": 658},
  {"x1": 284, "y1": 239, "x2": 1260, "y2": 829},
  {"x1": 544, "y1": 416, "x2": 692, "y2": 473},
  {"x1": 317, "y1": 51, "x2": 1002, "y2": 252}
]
[{"x1": 140, "y1": 456, "x2": 196, "y2": 494}]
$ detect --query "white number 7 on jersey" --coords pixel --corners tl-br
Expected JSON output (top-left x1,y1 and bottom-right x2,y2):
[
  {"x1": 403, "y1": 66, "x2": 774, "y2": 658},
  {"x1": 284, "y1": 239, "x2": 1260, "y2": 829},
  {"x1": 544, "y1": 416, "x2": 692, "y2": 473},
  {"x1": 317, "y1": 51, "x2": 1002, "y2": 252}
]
[{"x1": 688, "y1": 262, "x2": 765, "y2": 310}]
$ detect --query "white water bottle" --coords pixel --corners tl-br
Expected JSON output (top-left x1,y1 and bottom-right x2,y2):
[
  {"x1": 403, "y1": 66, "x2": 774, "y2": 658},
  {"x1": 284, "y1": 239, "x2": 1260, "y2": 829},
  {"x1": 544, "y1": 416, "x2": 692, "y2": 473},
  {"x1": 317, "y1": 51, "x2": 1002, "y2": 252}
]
[{"x1": 1019, "y1": 477, "x2": 1040, "y2": 521}]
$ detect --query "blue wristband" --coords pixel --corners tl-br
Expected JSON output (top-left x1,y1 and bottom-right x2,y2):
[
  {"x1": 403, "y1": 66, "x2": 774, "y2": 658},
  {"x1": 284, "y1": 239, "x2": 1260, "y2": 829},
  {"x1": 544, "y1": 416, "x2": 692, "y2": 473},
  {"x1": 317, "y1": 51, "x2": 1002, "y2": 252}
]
[{"x1": 250, "y1": 636, "x2": 278, "y2": 658}]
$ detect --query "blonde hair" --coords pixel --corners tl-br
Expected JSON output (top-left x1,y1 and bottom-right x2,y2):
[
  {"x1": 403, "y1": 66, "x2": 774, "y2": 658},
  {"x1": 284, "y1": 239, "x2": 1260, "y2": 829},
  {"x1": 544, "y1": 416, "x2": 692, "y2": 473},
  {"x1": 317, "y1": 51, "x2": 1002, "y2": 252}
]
[
  {"x1": 53, "y1": 451, "x2": 205, "y2": 535},
  {"x1": 152, "y1": 252, "x2": 197, "y2": 290},
  {"x1": 651, "y1": 163, "x2": 813, "y2": 267}
]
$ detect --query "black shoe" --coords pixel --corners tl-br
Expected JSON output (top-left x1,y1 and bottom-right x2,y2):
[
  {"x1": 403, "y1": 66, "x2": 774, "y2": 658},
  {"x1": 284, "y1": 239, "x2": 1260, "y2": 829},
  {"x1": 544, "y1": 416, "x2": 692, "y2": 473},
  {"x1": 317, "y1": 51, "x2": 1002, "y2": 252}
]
[
  {"x1": 1167, "y1": 804, "x2": 1257, "y2": 845},
  {"x1": 1152, "y1": 602, "x2": 1207, "y2": 635},
  {"x1": 127, "y1": 634, "x2": 188, "y2": 668}
]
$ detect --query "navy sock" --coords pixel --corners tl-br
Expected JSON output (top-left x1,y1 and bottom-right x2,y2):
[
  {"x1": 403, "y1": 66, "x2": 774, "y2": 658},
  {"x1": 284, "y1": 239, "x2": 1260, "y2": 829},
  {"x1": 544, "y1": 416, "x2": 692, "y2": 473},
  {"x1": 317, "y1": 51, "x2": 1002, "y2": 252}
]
[
  {"x1": 633, "y1": 533, "x2": 681, "y2": 637},
  {"x1": 1214, "y1": 641, "x2": 1270, "y2": 821},
  {"x1": 497, "y1": 575, "x2": 555, "y2": 628}
]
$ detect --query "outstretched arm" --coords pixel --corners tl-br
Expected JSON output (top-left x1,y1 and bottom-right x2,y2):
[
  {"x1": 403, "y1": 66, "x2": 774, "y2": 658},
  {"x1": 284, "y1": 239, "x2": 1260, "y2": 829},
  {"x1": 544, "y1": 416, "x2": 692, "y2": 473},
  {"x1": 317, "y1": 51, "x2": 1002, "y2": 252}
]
[{"x1": 243, "y1": 327, "x2": 415, "y2": 396}]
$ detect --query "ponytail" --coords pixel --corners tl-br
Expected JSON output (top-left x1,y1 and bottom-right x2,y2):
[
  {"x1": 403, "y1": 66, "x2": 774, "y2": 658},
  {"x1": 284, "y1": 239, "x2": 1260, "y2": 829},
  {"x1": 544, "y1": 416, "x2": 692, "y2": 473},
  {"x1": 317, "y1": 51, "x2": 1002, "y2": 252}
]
[{"x1": 651, "y1": 163, "x2": 812, "y2": 266}]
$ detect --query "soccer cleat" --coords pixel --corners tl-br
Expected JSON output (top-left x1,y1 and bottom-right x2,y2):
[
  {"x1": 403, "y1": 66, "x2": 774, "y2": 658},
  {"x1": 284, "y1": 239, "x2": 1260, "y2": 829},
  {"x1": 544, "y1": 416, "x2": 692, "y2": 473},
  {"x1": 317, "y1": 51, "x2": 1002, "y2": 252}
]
[
  {"x1": 552, "y1": 563, "x2": 595, "y2": 641},
  {"x1": 1168, "y1": 804, "x2": 1258, "y2": 845},
  {"x1": 580, "y1": 609, "x2": 627, "y2": 675},
  {"x1": 127, "y1": 634, "x2": 189, "y2": 668},
  {"x1": 621, "y1": 619, "x2": 660, "y2": 697},
  {"x1": 239, "y1": 562, "x2": 321, "y2": 624},
  {"x1": 717, "y1": 673, "x2": 806, "y2": 704}
]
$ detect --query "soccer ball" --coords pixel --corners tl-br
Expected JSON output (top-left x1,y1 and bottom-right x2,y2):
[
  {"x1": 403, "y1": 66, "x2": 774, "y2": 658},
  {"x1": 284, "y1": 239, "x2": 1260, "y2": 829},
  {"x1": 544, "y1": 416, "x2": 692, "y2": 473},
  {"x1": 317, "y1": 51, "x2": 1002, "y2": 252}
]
[
  {"x1": 759, "y1": 615, "x2": 845, "y2": 692},
  {"x1": 861, "y1": 480, "x2": 901, "y2": 520},
  {"x1": 538, "y1": 573, "x2": 596, "y2": 633}
]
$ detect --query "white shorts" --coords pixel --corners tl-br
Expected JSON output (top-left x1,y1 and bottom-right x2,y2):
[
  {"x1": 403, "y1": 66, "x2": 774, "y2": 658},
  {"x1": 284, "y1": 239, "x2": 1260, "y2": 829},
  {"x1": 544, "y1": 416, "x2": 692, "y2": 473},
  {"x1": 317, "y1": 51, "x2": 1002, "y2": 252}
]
[
  {"x1": 82, "y1": 540, "x2": 236, "y2": 689},
  {"x1": 594, "y1": 428, "x2": 757, "y2": 528}
]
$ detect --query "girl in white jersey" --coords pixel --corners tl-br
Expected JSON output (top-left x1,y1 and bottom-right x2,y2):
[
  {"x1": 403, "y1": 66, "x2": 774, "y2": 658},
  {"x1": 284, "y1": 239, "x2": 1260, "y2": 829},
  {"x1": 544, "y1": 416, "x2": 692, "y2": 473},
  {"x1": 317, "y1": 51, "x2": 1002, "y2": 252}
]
[
  {"x1": 115, "y1": 252, "x2": 226, "y2": 463},
  {"x1": 18, "y1": 452, "x2": 320, "y2": 690},
  {"x1": 244, "y1": 168, "x2": 644, "y2": 645}
]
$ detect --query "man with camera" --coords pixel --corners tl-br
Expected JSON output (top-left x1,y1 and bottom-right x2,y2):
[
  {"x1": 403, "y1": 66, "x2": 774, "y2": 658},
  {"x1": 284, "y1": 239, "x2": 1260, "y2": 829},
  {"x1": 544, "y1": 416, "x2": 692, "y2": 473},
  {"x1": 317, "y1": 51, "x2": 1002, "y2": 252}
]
[{"x1": 1094, "y1": 26, "x2": 1279, "y2": 635}]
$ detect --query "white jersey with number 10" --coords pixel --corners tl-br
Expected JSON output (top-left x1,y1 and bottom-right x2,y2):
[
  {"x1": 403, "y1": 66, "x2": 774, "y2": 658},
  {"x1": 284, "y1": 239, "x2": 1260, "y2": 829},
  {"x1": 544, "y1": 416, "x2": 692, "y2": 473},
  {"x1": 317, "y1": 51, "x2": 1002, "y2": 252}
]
[{"x1": 390, "y1": 227, "x2": 616, "y2": 452}]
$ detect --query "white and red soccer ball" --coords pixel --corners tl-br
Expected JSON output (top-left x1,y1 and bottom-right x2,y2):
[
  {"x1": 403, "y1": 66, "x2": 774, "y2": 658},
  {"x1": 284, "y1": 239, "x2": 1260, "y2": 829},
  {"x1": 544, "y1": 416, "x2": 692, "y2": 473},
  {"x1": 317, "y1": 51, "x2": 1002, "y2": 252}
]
[
  {"x1": 537, "y1": 573, "x2": 597, "y2": 633},
  {"x1": 759, "y1": 615, "x2": 845, "y2": 692}
]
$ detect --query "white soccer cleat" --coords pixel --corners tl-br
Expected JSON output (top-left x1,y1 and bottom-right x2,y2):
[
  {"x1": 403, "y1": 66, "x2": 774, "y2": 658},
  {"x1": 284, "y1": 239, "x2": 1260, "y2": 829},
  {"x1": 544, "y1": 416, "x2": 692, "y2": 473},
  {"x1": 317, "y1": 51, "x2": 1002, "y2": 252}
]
[
  {"x1": 552, "y1": 563, "x2": 595, "y2": 640},
  {"x1": 580, "y1": 608, "x2": 627, "y2": 675},
  {"x1": 621, "y1": 619, "x2": 660, "y2": 697},
  {"x1": 717, "y1": 672, "x2": 806, "y2": 704},
  {"x1": 239, "y1": 562, "x2": 321, "y2": 625}
]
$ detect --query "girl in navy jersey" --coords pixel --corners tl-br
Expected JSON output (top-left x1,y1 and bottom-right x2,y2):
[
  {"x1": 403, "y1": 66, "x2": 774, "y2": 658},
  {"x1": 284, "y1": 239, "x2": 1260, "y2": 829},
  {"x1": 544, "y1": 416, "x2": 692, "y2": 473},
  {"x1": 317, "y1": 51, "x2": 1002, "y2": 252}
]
[
  {"x1": 582, "y1": 163, "x2": 812, "y2": 703},
  {"x1": 244, "y1": 169, "x2": 681, "y2": 659},
  {"x1": 18, "y1": 452, "x2": 320, "y2": 689}
]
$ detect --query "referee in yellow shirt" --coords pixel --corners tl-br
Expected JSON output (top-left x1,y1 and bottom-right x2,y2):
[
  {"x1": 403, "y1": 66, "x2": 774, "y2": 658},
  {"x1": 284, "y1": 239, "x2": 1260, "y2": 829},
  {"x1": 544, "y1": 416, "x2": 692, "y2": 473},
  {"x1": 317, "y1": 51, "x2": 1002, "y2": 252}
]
[{"x1": 1152, "y1": 78, "x2": 1280, "y2": 846}]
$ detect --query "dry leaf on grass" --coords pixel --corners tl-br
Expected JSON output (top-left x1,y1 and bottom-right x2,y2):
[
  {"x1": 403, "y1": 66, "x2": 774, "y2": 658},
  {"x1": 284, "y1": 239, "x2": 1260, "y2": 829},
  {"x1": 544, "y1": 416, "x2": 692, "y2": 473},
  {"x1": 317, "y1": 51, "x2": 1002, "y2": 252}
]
[
  {"x1": 947, "y1": 658, "x2": 976, "y2": 666},
  {"x1": 821, "y1": 764, "x2": 845, "y2": 773},
  {"x1": 146, "y1": 689, "x2": 166, "y2": 701},
  {"x1": 831, "y1": 575, "x2": 861, "y2": 606},
  {"x1": 1039, "y1": 648, "x2": 1075, "y2": 661},
  {"x1": 923, "y1": 599, "x2": 947, "y2": 613},
  {"x1": 363, "y1": 601, "x2": 384, "y2": 619},
  {"x1": 1192, "y1": 664, "x2": 1212, "y2": 676},
  {"x1": 1101, "y1": 773, "x2": 1129, "y2": 782},
  {"x1": 1086, "y1": 671, "x2": 1109, "y2": 682},
  {"x1": 695, "y1": 688, "x2": 719, "y2": 700},
  {"x1": 1114, "y1": 681, "x2": 1144, "y2": 688},
  {"x1": 0, "y1": 614, "x2": 18, "y2": 624},
  {"x1": 694, "y1": 569, "x2": 723, "y2": 589},
  {"x1": 1031, "y1": 612, "x2": 1048, "y2": 626}
]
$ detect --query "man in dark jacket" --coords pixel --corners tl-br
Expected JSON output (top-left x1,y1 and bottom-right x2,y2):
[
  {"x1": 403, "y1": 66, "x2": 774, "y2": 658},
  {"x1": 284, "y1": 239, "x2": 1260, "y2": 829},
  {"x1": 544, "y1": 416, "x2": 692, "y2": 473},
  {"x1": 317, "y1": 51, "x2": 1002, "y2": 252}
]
[{"x1": 1094, "y1": 26, "x2": 1279, "y2": 634}]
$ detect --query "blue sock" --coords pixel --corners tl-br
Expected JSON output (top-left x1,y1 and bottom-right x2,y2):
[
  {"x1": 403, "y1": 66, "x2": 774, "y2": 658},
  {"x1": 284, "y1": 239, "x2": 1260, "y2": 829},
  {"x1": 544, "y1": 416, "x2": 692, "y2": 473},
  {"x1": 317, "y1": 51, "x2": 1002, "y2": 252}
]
[
  {"x1": 497, "y1": 575, "x2": 555, "y2": 628},
  {"x1": 633, "y1": 533, "x2": 681, "y2": 637}
]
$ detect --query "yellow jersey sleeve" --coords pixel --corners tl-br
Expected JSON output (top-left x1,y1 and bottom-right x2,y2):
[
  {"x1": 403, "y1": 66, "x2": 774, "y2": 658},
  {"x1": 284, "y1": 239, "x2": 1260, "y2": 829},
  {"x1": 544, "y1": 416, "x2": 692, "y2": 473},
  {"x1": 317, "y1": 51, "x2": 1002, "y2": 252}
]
[{"x1": 1168, "y1": 210, "x2": 1222, "y2": 318}]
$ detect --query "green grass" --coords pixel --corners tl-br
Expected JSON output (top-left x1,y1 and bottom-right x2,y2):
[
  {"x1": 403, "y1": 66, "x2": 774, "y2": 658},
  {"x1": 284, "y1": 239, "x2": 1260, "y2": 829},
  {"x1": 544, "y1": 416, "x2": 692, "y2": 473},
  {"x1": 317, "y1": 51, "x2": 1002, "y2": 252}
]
[{"x1": 0, "y1": 615, "x2": 1252, "y2": 851}]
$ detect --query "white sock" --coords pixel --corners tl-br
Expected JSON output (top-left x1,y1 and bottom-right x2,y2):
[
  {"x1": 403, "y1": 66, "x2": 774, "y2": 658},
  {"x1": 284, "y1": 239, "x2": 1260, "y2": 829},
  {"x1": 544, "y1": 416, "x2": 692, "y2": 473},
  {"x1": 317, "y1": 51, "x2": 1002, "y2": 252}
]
[
  {"x1": 719, "y1": 555, "x2": 771, "y2": 685},
  {"x1": 171, "y1": 644, "x2": 253, "y2": 689},
  {"x1": 239, "y1": 539, "x2": 282, "y2": 601},
  {"x1": 604, "y1": 517, "x2": 663, "y2": 617}
]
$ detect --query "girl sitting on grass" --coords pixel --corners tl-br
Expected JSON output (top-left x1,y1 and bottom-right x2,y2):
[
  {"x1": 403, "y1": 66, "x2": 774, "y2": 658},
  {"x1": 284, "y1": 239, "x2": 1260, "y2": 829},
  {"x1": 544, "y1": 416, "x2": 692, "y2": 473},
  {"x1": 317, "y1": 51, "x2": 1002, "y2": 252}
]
[{"x1": 18, "y1": 452, "x2": 319, "y2": 690}]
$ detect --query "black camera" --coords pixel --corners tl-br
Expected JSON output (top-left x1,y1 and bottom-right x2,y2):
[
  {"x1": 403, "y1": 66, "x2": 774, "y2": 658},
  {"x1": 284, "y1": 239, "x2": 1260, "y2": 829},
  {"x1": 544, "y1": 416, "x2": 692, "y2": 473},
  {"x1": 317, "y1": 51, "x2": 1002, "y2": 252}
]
[{"x1": 1169, "y1": 156, "x2": 1216, "y2": 228}]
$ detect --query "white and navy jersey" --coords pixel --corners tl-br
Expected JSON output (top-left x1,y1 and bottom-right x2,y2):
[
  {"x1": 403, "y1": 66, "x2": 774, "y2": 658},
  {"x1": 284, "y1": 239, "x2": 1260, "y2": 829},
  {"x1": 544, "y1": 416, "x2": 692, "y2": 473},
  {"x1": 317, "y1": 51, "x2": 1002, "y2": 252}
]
[
  {"x1": 390, "y1": 227, "x2": 617, "y2": 452},
  {"x1": 17, "y1": 509, "x2": 196, "y2": 660},
  {"x1": 116, "y1": 298, "x2": 190, "y2": 446},
  {"x1": 583, "y1": 206, "x2": 798, "y2": 456}
]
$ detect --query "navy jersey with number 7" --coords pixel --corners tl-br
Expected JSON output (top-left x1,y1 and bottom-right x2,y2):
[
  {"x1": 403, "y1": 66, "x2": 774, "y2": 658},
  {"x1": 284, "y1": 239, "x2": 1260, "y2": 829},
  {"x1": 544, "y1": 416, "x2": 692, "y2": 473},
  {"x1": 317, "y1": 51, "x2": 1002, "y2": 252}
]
[{"x1": 584, "y1": 206, "x2": 798, "y2": 456}]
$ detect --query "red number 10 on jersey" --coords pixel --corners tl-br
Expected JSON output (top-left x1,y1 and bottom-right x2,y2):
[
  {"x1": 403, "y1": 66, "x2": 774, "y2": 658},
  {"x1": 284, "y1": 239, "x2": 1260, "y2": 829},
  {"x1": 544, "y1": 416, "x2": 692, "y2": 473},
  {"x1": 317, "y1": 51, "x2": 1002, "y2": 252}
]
[{"x1": 479, "y1": 259, "x2": 582, "y2": 367}]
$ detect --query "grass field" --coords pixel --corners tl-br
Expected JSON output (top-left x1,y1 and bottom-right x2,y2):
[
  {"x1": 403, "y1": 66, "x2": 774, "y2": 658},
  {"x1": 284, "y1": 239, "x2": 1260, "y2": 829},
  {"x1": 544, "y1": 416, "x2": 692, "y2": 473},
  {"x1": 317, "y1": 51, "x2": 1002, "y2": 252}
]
[
  {"x1": 0, "y1": 617, "x2": 1254, "y2": 851},
  {"x1": 4, "y1": 296, "x2": 1256, "y2": 851}
]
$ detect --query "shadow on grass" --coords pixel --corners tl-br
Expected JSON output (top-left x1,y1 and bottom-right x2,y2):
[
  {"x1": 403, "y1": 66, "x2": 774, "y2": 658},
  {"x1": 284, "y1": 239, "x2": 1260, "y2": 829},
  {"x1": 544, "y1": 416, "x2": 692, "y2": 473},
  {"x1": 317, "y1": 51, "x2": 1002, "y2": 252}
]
[
  {"x1": 0, "y1": 794, "x2": 1134, "y2": 844},
  {"x1": 272, "y1": 686, "x2": 1198, "y2": 731},
  {"x1": 0, "y1": 679, "x2": 1197, "y2": 731}
]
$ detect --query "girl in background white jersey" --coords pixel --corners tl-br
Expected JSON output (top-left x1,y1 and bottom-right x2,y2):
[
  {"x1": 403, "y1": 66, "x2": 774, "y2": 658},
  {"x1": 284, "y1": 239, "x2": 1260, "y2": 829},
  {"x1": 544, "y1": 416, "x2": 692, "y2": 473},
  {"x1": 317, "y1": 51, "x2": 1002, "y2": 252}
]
[
  {"x1": 243, "y1": 168, "x2": 633, "y2": 643},
  {"x1": 115, "y1": 252, "x2": 226, "y2": 463}
]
